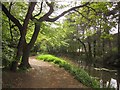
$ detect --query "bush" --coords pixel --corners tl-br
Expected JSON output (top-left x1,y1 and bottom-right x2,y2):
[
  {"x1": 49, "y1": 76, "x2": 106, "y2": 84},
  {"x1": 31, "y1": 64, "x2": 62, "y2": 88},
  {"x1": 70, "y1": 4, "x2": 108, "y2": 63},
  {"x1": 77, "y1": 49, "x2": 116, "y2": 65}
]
[
  {"x1": 37, "y1": 54, "x2": 100, "y2": 88},
  {"x1": 2, "y1": 45, "x2": 16, "y2": 68}
]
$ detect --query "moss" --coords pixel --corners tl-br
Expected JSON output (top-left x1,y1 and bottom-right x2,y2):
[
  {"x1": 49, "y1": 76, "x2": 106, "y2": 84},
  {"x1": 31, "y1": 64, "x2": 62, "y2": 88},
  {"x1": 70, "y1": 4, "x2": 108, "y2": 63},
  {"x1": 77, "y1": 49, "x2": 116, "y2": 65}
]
[{"x1": 36, "y1": 54, "x2": 100, "y2": 88}]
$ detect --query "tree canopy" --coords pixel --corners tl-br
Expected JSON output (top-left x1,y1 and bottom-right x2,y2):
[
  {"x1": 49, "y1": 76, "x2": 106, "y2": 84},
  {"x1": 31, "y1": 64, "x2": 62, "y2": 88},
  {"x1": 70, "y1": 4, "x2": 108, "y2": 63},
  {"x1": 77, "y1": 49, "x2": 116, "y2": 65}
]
[{"x1": 1, "y1": 1, "x2": 120, "y2": 71}]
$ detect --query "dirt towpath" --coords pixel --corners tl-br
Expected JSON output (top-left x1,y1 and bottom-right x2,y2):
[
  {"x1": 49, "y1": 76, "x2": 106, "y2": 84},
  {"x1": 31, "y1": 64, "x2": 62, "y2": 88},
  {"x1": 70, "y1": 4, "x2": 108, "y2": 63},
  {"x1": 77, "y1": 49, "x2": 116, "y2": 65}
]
[{"x1": 2, "y1": 56, "x2": 86, "y2": 88}]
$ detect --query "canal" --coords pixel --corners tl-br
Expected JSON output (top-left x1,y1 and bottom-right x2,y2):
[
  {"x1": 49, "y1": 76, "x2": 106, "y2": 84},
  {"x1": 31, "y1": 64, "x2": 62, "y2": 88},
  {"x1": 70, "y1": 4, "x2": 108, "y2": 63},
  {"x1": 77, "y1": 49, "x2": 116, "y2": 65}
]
[{"x1": 61, "y1": 55, "x2": 120, "y2": 89}]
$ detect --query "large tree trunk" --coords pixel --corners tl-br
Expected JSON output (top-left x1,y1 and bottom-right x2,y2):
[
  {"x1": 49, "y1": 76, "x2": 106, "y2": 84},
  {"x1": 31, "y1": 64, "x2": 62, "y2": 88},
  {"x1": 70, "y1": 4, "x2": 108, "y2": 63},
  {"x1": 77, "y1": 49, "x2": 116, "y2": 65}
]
[
  {"x1": 10, "y1": 50, "x2": 22, "y2": 71},
  {"x1": 19, "y1": 45, "x2": 31, "y2": 69},
  {"x1": 9, "y1": 2, "x2": 36, "y2": 71},
  {"x1": 10, "y1": 36, "x2": 24, "y2": 71},
  {"x1": 5, "y1": 2, "x2": 36, "y2": 71},
  {"x1": 19, "y1": 23, "x2": 41, "y2": 69}
]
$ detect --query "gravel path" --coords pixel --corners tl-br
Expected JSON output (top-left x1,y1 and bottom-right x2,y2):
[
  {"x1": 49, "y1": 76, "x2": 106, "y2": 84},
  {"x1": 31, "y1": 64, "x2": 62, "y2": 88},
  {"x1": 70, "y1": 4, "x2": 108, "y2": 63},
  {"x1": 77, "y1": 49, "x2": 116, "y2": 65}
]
[{"x1": 2, "y1": 56, "x2": 86, "y2": 88}]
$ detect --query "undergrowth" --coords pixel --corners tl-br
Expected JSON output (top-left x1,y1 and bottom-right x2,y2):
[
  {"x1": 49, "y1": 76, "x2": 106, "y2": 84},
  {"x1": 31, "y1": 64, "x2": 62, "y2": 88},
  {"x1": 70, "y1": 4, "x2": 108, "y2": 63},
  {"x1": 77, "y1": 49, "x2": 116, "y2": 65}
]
[{"x1": 36, "y1": 54, "x2": 100, "y2": 88}]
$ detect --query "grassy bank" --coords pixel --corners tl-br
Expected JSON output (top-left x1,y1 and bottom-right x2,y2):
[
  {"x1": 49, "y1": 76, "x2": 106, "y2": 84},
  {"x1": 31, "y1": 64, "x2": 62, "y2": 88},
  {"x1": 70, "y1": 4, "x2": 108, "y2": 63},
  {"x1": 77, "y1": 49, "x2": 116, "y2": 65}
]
[{"x1": 36, "y1": 54, "x2": 100, "y2": 88}]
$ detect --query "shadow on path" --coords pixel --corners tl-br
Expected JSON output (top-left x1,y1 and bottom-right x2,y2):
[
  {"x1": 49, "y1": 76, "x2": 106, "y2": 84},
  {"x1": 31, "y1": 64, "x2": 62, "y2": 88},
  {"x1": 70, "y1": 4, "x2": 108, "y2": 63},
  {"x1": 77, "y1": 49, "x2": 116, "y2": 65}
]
[{"x1": 2, "y1": 56, "x2": 86, "y2": 88}]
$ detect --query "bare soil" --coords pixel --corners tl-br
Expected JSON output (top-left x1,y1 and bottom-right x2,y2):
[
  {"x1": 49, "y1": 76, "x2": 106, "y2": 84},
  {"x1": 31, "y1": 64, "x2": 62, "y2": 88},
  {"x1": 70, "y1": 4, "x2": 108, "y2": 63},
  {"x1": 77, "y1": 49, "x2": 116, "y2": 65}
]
[{"x1": 2, "y1": 56, "x2": 87, "y2": 88}]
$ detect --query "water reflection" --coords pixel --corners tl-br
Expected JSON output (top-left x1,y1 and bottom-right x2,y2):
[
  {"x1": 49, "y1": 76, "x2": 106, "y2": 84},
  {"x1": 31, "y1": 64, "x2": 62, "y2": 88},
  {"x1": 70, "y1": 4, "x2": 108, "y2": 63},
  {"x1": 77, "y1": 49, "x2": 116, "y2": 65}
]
[
  {"x1": 100, "y1": 78, "x2": 118, "y2": 89},
  {"x1": 109, "y1": 78, "x2": 117, "y2": 89},
  {"x1": 100, "y1": 79, "x2": 103, "y2": 88},
  {"x1": 76, "y1": 60, "x2": 120, "y2": 89}
]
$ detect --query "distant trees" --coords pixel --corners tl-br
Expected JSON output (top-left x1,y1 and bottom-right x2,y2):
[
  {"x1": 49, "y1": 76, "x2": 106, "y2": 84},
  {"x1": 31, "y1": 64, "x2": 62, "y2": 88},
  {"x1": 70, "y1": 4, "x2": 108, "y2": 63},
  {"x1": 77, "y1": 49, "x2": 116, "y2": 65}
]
[
  {"x1": 117, "y1": 2, "x2": 120, "y2": 61},
  {"x1": 62, "y1": 2, "x2": 120, "y2": 67}
]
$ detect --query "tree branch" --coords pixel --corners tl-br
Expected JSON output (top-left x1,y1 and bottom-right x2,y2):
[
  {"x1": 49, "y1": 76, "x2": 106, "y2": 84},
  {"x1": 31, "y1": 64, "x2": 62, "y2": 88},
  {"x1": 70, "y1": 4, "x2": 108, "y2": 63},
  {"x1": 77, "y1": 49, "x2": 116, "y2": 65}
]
[
  {"x1": 86, "y1": 6, "x2": 97, "y2": 13},
  {"x1": 38, "y1": 1, "x2": 54, "y2": 21},
  {"x1": 28, "y1": 23, "x2": 41, "y2": 49},
  {"x1": 74, "y1": 9, "x2": 90, "y2": 21},
  {"x1": 44, "y1": 2, "x2": 90, "y2": 22},
  {"x1": 76, "y1": 38, "x2": 88, "y2": 55},
  {"x1": 33, "y1": 1, "x2": 43, "y2": 18},
  {"x1": 1, "y1": 3, "x2": 22, "y2": 32},
  {"x1": 22, "y1": 2, "x2": 36, "y2": 36},
  {"x1": 8, "y1": 2, "x2": 14, "y2": 41},
  {"x1": 44, "y1": 2, "x2": 54, "y2": 17}
]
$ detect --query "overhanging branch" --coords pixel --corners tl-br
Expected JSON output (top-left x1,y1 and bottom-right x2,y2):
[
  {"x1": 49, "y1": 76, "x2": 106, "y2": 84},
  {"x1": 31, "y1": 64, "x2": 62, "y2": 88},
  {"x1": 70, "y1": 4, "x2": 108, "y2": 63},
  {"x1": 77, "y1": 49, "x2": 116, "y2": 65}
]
[
  {"x1": 38, "y1": 1, "x2": 54, "y2": 21},
  {"x1": 22, "y1": 2, "x2": 36, "y2": 35},
  {"x1": 86, "y1": 6, "x2": 97, "y2": 13},
  {"x1": 8, "y1": 2, "x2": 14, "y2": 41},
  {"x1": 44, "y1": 2, "x2": 90, "y2": 22},
  {"x1": 33, "y1": 1, "x2": 43, "y2": 18},
  {"x1": 1, "y1": 3, "x2": 22, "y2": 32},
  {"x1": 74, "y1": 9, "x2": 90, "y2": 21}
]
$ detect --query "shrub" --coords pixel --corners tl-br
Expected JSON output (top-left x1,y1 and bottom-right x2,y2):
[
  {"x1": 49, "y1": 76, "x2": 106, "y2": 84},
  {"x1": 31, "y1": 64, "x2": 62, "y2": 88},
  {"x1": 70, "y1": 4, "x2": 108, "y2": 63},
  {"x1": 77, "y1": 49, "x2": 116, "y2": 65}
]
[
  {"x1": 37, "y1": 54, "x2": 100, "y2": 88},
  {"x1": 2, "y1": 45, "x2": 16, "y2": 68}
]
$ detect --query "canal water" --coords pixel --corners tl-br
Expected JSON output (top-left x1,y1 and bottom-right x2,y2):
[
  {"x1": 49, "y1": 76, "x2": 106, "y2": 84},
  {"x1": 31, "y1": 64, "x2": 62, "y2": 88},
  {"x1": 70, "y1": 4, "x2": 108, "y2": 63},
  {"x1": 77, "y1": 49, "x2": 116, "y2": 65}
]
[
  {"x1": 76, "y1": 60, "x2": 120, "y2": 89},
  {"x1": 60, "y1": 55, "x2": 120, "y2": 89}
]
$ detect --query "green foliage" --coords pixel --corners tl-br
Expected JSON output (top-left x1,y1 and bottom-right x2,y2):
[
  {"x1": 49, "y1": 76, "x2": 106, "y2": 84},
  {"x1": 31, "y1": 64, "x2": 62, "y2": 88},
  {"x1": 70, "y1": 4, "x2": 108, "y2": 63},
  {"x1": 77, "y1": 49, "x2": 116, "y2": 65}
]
[
  {"x1": 2, "y1": 2, "x2": 28, "y2": 68},
  {"x1": 2, "y1": 1, "x2": 118, "y2": 70},
  {"x1": 37, "y1": 54, "x2": 99, "y2": 88},
  {"x1": 70, "y1": 66, "x2": 99, "y2": 88},
  {"x1": 32, "y1": 22, "x2": 74, "y2": 53},
  {"x1": 2, "y1": 42, "x2": 16, "y2": 68},
  {"x1": 101, "y1": 32, "x2": 113, "y2": 40},
  {"x1": 2, "y1": 15, "x2": 17, "y2": 68},
  {"x1": 63, "y1": 2, "x2": 118, "y2": 64},
  {"x1": 37, "y1": 54, "x2": 67, "y2": 64}
]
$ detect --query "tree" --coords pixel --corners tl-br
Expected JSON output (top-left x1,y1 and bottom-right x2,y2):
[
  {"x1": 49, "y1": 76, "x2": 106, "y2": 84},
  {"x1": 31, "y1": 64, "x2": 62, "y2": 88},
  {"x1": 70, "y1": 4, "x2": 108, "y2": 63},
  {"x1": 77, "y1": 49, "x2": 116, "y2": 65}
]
[
  {"x1": 118, "y1": 2, "x2": 120, "y2": 63},
  {"x1": 62, "y1": 2, "x2": 118, "y2": 66},
  {"x1": 106, "y1": 2, "x2": 120, "y2": 66},
  {"x1": 1, "y1": 1, "x2": 90, "y2": 71}
]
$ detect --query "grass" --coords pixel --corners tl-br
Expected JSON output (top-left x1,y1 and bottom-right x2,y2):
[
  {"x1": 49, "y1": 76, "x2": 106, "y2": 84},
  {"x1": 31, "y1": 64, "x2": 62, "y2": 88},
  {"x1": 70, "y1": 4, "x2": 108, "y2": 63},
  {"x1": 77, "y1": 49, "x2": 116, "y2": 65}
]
[{"x1": 36, "y1": 54, "x2": 100, "y2": 88}]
